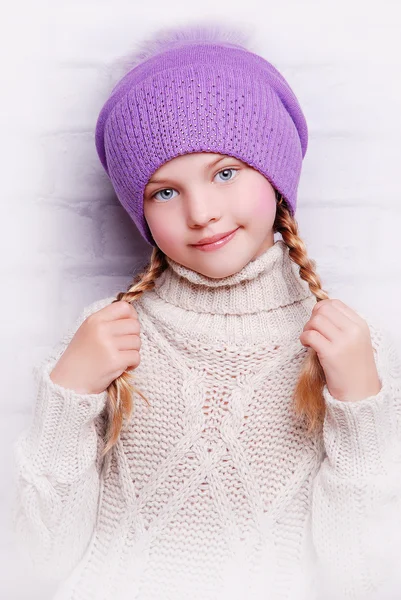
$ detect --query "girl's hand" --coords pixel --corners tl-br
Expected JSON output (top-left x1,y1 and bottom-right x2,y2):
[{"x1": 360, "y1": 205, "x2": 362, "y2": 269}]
[
  {"x1": 50, "y1": 300, "x2": 141, "y2": 395},
  {"x1": 299, "y1": 299, "x2": 382, "y2": 402}
]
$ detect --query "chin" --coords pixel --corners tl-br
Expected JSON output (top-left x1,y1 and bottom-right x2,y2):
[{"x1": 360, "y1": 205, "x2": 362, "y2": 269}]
[
  {"x1": 199, "y1": 269, "x2": 234, "y2": 279},
  {"x1": 195, "y1": 259, "x2": 247, "y2": 279}
]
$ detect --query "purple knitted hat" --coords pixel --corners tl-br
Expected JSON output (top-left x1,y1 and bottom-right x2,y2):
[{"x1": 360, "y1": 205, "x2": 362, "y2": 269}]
[{"x1": 95, "y1": 22, "x2": 308, "y2": 247}]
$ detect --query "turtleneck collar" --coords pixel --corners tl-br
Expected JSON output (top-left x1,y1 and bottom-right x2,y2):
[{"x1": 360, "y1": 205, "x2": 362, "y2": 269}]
[
  {"x1": 152, "y1": 239, "x2": 314, "y2": 315},
  {"x1": 137, "y1": 239, "x2": 318, "y2": 344}
]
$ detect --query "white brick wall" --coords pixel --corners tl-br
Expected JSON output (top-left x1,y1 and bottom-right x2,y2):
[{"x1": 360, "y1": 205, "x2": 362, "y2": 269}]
[{"x1": 2, "y1": 2, "x2": 400, "y2": 597}]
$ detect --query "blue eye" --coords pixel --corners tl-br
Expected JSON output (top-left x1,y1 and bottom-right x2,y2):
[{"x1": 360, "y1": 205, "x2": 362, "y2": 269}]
[
  {"x1": 215, "y1": 168, "x2": 238, "y2": 182},
  {"x1": 152, "y1": 188, "x2": 178, "y2": 202},
  {"x1": 151, "y1": 167, "x2": 239, "y2": 202}
]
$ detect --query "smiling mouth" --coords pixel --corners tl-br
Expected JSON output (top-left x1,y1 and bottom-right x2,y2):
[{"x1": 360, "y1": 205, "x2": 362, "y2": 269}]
[
  {"x1": 191, "y1": 227, "x2": 239, "y2": 246},
  {"x1": 190, "y1": 227, "x2": 239, "y2": 251}
]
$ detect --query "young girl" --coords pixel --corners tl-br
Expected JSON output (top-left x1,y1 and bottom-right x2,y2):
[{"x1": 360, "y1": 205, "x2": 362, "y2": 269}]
[{"x1": 12, "y1": 22, "x2": 401, "y2": 600}]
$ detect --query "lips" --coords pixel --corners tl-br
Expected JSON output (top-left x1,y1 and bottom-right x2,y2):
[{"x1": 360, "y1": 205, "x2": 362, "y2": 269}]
[
  {"x1": 192, "y1": 227, "x2": 239, "y2": 246},
  {"x1": 190, "y1": 227, "x2": 239, "y2": 252}
]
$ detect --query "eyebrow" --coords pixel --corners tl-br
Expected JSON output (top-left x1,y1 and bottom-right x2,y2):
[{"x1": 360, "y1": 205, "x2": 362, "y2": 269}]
[{"x1": 146, "y1": 155, "x2": 234, "y2": 186}]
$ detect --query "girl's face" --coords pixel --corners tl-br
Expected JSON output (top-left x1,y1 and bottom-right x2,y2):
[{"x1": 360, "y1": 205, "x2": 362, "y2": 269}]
[{"x1": 143, "y1": 152, "x2": 277, "y2": 278}]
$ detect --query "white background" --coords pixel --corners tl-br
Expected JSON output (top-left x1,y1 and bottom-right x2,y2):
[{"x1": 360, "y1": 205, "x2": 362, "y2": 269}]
[{"x1": 1, "y1": 0, "x2": 401, "y2": 597}]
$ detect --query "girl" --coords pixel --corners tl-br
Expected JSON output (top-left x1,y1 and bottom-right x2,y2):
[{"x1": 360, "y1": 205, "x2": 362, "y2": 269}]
[{"x1": 12, "y1": 22, "x2": 401, "y2": 600}]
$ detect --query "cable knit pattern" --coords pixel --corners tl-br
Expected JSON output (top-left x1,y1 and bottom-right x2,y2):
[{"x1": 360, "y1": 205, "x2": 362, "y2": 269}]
[{"x1": 11, "y1": 240, "x2": 401, "y2": 600}]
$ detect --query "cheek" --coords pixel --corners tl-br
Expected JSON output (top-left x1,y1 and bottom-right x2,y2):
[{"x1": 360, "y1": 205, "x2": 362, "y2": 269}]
[
  {"x1": 144, "y1": 207, "x2": 182, "y2": 249},
  {"x1": 254, "y1": 195, "x2": 275, "y2": 218},
  {"x1": 241, "y1": 189, "x2": 276, "y2": 224}
]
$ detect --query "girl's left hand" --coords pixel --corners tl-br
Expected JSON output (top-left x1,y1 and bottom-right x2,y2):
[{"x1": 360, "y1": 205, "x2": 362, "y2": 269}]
[{"x1": 300, "y1": 299, "x2": 382, "y2": 402}]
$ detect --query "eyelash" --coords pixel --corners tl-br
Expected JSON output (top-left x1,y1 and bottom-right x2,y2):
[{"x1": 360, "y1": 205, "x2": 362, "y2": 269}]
[{"x1": 150, "y1": 167, "x2": 240, "y2": 201}]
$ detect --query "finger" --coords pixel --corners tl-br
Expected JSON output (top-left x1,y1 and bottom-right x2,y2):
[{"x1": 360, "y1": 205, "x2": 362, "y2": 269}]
[
  {"x1": 313, "y1": 299, "x2": 362, "y2": 326},
  {"x1": 119, "y1": 349, "x2": 141, "y2": 367},
  {"x1": 300, "y1": 329, "x2": 331, "y2": 355},
  {"x1": 312, "y1": 302, "x2": 356, "y2": 333},
  {"x1": 303, "y1": 313, "x2": 342, "y2": 343},
  {"x1": 116, "y1": 334, "x2": 141, "y2": 351},
  {"x1": 102, "y1": 299, "x2": 138, "y2": 321},
  {"x1": 110, "y1": 318, "x2": 140, "y2": 336}
]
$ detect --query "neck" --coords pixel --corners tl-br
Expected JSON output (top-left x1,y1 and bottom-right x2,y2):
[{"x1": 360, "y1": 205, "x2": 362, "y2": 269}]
[{"x1": 139, "y1": 240, "x2": 317, "y2": 343}]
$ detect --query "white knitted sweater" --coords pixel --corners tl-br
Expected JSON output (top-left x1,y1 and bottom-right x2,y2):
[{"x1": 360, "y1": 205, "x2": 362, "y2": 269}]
[{"x1": 12, "y1": 240, "x2": 401, "y2": 600}]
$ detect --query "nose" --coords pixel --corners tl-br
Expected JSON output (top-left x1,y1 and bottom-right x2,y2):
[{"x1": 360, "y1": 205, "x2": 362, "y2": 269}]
[{"x1": 185, "y1": 189, "x2": 222, "y2": 229}]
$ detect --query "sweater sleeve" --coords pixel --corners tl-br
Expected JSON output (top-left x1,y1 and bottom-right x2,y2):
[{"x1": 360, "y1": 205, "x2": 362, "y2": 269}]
[
  {"x1": 311, "y1": 320, "x2": 401, "y2": 599},
  {"x1": 11, "y1": 296, "x2": 115, "y2": 582}
]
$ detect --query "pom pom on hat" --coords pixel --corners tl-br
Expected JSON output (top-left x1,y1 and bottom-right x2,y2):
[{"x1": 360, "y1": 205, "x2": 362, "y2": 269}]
[{"x1": 109, "y1": 20, "x2": 258, "y2": 78}]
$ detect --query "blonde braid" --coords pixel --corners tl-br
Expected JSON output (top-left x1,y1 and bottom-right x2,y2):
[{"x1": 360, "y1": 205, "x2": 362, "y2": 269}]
[
  {"x1": 101, "y1": 246, "x2": 168, "y2": 457},
  {"x1": 273, "y1": 190, "x2": 330, "y2": 435}
]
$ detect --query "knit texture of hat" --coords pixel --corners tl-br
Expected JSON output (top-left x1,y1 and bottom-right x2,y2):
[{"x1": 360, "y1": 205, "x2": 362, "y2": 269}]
[{"x1": 95, "y1": 23, "x2": 309, "y2": 247}]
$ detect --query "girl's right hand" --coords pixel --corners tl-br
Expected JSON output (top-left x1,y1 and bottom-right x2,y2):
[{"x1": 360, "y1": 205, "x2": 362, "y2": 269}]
[{"x1": 49, "y1": 300, "x2": 141, "y2": 395}]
